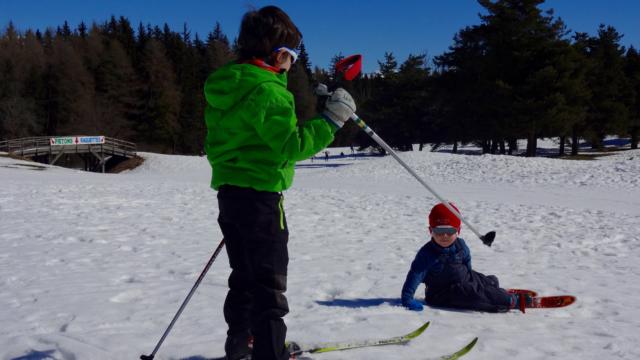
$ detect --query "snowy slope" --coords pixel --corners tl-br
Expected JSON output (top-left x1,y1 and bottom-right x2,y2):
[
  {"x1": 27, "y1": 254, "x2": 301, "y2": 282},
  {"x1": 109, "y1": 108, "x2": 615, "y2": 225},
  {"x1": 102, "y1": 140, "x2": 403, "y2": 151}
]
[{"x1": 1, "y1": 147, "x2": 639, "y2": 360}]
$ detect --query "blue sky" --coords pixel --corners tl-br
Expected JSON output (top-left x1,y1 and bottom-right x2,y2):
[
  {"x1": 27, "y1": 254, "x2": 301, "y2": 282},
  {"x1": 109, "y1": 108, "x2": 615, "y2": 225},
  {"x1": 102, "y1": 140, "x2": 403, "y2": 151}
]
[{"x1": 1, "y1": 0, "x2": 638, "y2": 73}]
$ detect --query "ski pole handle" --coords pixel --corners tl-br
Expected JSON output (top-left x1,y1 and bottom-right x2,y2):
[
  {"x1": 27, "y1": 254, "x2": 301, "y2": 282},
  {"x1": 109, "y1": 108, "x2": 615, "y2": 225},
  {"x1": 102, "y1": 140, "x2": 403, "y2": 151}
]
[{"x1": 349, "y1": 113, "x2": 495, "y2": 246}]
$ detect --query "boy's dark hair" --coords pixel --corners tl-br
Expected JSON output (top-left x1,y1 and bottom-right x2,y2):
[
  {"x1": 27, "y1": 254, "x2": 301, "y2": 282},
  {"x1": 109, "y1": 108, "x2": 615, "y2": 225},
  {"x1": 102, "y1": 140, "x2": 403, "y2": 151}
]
[{"x1": 237, "y1": 6, "x2": 302, "y2": 62}]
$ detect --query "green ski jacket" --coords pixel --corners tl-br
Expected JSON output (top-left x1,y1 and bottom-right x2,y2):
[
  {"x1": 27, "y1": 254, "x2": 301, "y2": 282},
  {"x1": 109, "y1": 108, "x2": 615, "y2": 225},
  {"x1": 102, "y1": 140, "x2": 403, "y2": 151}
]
[{"x1": 204, "y1": 62, "x2": 336, "y2": 192}]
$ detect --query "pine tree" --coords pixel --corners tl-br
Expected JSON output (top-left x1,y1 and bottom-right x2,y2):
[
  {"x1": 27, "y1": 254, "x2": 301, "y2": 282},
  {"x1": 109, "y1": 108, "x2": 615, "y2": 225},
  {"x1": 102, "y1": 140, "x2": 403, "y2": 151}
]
[
  {"x1": 552, "y1": 40, "x2": 590, "y2": 156},
  {"x1": 286, "y1": 63, "x2": 315, "y2": 123},
  {"x1": 357, "y1": 52, "x2": 402, "y2": 151},
  {"x1": 377, "y1": 52, "x2": 398, "y2": 77},
  {"x1": 88, "y1": 25, "x2": 139, "y2": 139},
  {"x1": 625, "y1": 46, "x2": 640, "y2": 149},
  {"x1": 434, "y1": 23, "x2": 509, "y2": 154},
  {"x1": 393, "y1": 54, "x2": 431, "y2": 150},
  {"x1": 0, "y1": 24, "x2": 43, "y2": 138},
  {"x1": 435, "y1": 0, "x2": 578, "y2": 156},
  {"x1": 77, "y1": 22, "x2": 87, "y2": 39},
  {"x1": 138, "y1": 39, "x2": 181, "y2": 152},
  {"x1": 583, "y1": 25, "x2": 630, "y2": 149},
  {"x1": 0, "y1": 22, "x2": 20, "y2": 100},
  {"x1": 296, "y1": 41, "x2": 312, "y2": 78},
  {"x1": 567, "y1": 32, "x2": 594, "y2": 155},
  {"x1": 175, "y1": 33, "x2": 206, "y2": 154},
  {"x1": 205, "y1": 22, "x2": 234, "y2": 72},
  {"x1": 116, "y1": 16, "x2": 137, "y2": 59},
  {"x1": 43, "y1": 36, "x2": 94, "y2": 135},
  {"x1": 61, "y1": 21, "x2": 72, "y2": 39},
  {"x1": 210, "y1": 22, "x2": 229, "y2": 47}
]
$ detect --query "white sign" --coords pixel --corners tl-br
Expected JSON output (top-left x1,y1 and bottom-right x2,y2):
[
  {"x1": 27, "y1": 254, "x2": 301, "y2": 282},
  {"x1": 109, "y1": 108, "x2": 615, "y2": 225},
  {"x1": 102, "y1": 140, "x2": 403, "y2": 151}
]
[
  {"x1": 50, "y1": 137, "x2": 75, "y2": 146},
  {"x1": 50, "y1": 136, "x2": 105, "y2": 146},
  {"x1": 78, "y1": 136, "x2": 105, "y2": 144}
]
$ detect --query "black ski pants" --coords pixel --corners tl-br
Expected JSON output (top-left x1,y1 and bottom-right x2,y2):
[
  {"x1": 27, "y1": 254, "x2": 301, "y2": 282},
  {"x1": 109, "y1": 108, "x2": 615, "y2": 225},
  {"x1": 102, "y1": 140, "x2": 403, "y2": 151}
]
[{"x1": 217, "y1": 185, "x2": 290, "y2": 360}]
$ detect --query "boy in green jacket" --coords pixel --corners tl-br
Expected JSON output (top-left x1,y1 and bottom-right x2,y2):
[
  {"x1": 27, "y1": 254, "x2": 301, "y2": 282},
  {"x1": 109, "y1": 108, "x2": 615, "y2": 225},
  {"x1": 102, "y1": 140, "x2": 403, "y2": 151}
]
[{"x1": 204, "y1": 6, "x2": 356, "y2": 360}]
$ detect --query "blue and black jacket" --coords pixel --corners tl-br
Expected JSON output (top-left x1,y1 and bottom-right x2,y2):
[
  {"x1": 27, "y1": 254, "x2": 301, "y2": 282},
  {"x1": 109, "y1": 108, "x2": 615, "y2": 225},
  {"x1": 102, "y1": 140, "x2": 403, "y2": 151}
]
[{"x1": 401, "y1": 237, "x2": 512, "y2": 312}]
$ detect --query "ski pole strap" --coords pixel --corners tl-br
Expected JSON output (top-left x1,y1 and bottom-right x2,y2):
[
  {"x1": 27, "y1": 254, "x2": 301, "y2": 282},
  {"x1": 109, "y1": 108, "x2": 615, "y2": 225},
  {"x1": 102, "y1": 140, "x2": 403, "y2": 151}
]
[{"x1": 335, "y1": 54, "x2": 362, "y2": 81}]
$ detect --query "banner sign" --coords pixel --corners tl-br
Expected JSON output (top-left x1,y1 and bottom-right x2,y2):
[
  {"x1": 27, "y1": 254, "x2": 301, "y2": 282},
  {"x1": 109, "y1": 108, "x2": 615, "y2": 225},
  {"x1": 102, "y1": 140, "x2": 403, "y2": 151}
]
[
  {"x1": 78, "y1": 136, "x2": 105, "y2": 144},
  {"x1": 50, "y1": 136, "x2": 105, "y2": 146},
  {"x1": 50, "y1": 137, "x2": 75, "y2": 146}
]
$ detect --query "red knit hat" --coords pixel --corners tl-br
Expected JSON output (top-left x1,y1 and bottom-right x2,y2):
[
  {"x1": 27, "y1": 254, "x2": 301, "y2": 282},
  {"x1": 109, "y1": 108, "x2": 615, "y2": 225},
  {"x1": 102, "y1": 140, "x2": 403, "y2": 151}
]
[{"x1": 428, "y1": 202, "x2": 461, "y2": 230}]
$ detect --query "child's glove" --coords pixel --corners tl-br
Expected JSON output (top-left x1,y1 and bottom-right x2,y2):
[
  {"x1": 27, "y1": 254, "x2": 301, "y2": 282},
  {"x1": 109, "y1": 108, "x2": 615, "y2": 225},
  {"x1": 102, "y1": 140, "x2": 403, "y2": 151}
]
[
  {"x1": 322, "y1": 88, "x2": 356, "y2": 128},
  {"x1": 404, "y1": 299, "x2": 424, "y2": 311}
]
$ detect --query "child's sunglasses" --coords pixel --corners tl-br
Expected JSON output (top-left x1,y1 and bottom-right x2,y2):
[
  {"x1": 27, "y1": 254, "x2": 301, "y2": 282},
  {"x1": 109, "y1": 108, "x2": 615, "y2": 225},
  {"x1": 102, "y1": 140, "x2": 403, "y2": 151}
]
[
  {"x1": 431, "y1": 226, "x2": 458, "y2": 235},
  {"x1": 274, "y1": 46, "x2": 298, "y2": 64}
]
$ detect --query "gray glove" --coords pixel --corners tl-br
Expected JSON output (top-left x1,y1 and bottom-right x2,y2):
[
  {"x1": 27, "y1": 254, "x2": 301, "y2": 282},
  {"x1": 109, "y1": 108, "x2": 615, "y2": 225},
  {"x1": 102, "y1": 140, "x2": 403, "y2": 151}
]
[{"x1": 322, "y1": 87, "x2": 356, "y2": 128}]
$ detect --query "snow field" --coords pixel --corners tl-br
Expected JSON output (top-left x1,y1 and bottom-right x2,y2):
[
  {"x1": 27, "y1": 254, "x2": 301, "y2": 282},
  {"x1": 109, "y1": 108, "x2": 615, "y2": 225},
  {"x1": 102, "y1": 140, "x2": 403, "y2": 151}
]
[{"x1": 1, "y1": 146, "x2": 639, "y2": 359}]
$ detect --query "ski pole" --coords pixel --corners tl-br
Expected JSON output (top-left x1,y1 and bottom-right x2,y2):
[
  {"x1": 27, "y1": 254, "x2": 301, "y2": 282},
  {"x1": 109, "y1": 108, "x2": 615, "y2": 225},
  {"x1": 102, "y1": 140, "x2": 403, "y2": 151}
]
[
  {"x1": 324, "y1": 54, "x2": 495, "y2": 245},
  {"x1": 140, "y1": 238, "x2": 226, "y2": 360},
  {"x1": 349, "y1": 114, "x2": 496, "y2": 247}
]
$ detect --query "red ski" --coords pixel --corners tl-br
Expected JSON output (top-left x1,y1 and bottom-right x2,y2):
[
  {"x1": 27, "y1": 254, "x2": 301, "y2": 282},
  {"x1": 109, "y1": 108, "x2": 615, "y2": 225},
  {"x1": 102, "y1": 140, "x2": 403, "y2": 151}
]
[
  {"x1": 515, "y1": 295, "x2": 576, "y2": 313},
  {"x1": 530, "y1": 295, "x2": 576, "y2": 309}
]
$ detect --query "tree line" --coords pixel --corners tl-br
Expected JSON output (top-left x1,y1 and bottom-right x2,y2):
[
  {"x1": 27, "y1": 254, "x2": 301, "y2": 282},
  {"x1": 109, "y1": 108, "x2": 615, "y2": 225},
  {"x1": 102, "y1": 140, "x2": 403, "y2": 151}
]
[
  {"x1": 1, "y1": 0, "x2": 639, "y2": 156},
  {"x1": 0, "y1": 17, "x2": 237, "y2": 154}
]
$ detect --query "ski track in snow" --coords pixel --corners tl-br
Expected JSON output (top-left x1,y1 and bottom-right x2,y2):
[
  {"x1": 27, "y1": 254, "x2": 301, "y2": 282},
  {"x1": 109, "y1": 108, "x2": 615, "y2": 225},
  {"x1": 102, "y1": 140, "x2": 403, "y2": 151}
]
[{"x1": 1, "y1": 145, "x2": 639, "y2": 360}]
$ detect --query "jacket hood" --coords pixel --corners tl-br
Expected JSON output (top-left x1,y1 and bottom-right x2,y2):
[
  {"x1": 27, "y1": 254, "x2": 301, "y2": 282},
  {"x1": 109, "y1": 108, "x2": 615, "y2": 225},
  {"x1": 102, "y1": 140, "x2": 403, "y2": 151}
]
[{"x1": 204, "y1": 62, "x2": 288, "y2": 111}]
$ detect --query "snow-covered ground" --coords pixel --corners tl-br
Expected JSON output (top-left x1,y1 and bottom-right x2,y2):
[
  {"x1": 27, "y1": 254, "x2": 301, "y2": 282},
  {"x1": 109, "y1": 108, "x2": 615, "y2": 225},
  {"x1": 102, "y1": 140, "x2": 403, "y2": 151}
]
[{"x1": 1, "y1": 142, "x2": 639, "y2": 360}]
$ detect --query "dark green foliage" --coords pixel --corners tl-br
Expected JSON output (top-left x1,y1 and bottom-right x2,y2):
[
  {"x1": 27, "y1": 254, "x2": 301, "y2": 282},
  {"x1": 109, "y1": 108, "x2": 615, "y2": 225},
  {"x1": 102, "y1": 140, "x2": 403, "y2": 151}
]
[
  {"x1": 296, "y1": 42, "x2": 313, "y2": 78},
  {"x1": 359, "y1": 53, "x2": 431, "y2": 151},
  {"x1": 0, "y1": 19, "x2": 238, "y2": 154},
  {"x1": 626, "y1": 46, "x2": 640, "y2": 149},
  {"x1": 433, "y1": 0, "x2": 588, "y2": 156},
  {"x1": 0, "y1": 25, "x2": 44, "y2": 139},
  {"x1": 0, "y1": 7, "x2": 637, "y2": 156},
  {"x1": 581, "y1": 25, "x2": 631, "y2": 149},
  {"x1": 288, "y1": 62, "x2": 316, "y2": 122}
]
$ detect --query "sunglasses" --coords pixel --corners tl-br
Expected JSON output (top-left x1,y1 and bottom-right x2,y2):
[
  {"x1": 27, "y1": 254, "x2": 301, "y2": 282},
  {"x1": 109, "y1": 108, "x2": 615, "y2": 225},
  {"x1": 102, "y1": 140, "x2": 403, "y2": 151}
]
[
  {"x1": 431, "y1": 226, "x2": 458, "y2": 235},
  {"x1": 274, "y1": 46, "x2": 298, "y2": 64}
]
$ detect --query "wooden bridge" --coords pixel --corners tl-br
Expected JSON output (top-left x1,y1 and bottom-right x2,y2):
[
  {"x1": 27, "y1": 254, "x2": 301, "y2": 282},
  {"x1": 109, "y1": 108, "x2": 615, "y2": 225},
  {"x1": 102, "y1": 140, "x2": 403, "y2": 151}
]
[{"x1": 0, "y1": 136, "x2": 137, "y2": 173}]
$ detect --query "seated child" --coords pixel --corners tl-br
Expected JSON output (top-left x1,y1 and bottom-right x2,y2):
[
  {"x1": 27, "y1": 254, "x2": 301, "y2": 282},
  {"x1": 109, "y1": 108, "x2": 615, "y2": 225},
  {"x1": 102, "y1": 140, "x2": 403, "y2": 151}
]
[{"x1": 401, "y1": 202, "x2": 530, "y2": 312}]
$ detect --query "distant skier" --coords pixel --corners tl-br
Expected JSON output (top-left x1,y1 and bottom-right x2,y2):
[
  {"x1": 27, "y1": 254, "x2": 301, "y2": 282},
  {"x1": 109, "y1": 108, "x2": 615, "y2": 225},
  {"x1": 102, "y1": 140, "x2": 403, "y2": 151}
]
[
  {"x1": 203, "y1": 6, "x2": 356, "y2": 360},
  {"x1": 401, "y1": 203, "x2": 532, "y2": 313}
]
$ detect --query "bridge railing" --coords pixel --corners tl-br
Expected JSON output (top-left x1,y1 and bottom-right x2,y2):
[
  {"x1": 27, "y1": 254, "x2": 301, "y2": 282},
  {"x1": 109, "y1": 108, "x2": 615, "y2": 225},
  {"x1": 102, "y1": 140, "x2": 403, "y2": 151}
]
[
  {"x1": 104, "y1": 137, "x2": 136, "y2": 153},
  {"x1": 0, "y1": 137, "x2": 48, "y2": 154},
  {"x1": 0, "y1": 136, "x2": 137, "y2": 157}
]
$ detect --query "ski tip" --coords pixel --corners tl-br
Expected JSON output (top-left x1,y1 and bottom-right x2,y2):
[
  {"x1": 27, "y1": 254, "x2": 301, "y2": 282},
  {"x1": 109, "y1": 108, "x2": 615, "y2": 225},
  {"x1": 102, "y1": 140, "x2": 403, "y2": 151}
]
[
  {"x1": 406, "y1": 321, "x2": 431, "y2": 339},
  {"x1": 534, "y1": 295, "x2": 577, "y2": 308},
  {"x1": 418, "y1": 321, "x2": 431, "y2": 332},
  {"x1": 457, "y1": 337, "x2": 478, "y2": 356},
  {"x1": 563, "y1": 295, "x2": 577, "y2": 306},
  {"x1": 437, "y1": 337, "x2": 479, "y2": 360},
  {"x1": 468, "y1": 337, "x2": 478, "y2": 348}
]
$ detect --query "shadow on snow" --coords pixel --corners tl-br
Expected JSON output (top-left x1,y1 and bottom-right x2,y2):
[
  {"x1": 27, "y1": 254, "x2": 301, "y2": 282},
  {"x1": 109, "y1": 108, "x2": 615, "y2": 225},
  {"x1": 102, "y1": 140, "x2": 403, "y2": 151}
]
[
  {"x1": 315, "y1": 297, "x2": 401, "y2": 308},
  {"x1": 295, "y1": 163, "x2": 352, "y2": 169},
  {"x1": 10, "y1": 350, "x2": 57, "y2": 360},
  {"x1": 316, "y1": 298, "x2": 476, "y2": 314}
]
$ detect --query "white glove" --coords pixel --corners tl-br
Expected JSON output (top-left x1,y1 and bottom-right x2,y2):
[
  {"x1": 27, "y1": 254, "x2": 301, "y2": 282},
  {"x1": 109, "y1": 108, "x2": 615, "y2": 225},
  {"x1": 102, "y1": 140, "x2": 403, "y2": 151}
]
[{"x1": 322, "y1": 88, "x2": 356, "y2": 128}]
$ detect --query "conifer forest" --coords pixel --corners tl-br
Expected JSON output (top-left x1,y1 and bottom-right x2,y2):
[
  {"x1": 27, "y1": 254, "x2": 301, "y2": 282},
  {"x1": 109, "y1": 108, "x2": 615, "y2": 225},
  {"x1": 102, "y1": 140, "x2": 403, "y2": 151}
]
[{"x1": 1, "y1": 0, "x2": 639, "y2": 156}]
